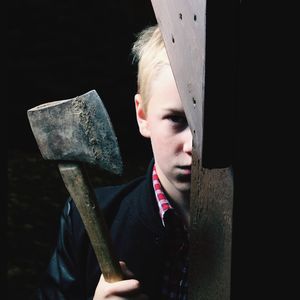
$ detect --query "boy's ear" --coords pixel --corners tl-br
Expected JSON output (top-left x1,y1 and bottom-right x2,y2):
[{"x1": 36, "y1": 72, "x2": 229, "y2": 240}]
[{"x1": 134, "y1": 94, "x2": 150, "y2": 138}]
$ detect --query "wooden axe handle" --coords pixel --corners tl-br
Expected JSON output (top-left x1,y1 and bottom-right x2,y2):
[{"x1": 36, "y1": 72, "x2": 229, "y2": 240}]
[{"x1": 58, "y1": 162, "x2": 124, "y2": 283}]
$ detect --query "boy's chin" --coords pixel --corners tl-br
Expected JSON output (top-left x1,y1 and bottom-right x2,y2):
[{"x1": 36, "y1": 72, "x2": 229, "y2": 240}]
[
  {"x1": 176, "y1": 174, "x2": 191, "y2": 185},
  {"x1": 175, "y1": 179, "x2": 191, "y2": 194}
]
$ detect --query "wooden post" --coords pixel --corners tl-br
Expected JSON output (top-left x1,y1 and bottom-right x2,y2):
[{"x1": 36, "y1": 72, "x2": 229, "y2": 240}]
[{"x1": 150, "y1": 1, "x2": 235, "y2": 299}]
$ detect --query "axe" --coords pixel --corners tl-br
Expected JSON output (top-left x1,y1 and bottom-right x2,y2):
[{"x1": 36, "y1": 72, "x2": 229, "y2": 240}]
[{"x1": 27, "y1": 89, "x2": 124, "y2": 283}]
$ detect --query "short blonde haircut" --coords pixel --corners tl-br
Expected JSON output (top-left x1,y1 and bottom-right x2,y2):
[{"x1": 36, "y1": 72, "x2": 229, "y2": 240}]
[{"x1": 131, "y1": 25, "x2": 170, "y2": 113}]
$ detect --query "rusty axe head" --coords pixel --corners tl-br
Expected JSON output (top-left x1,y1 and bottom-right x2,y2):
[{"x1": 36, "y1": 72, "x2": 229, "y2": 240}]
[{"x1": 27, "y1": 90, "x2": 123, "y2": 175}]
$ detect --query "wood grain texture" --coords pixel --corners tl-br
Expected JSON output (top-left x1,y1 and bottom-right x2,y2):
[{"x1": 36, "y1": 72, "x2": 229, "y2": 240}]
[
  {"x1": 190, "y1": 152, "x2": 233, "y2": 299},
  {"x1": 58, "y1": 162, "x2": 124, "y2": 283},
  {"x1": 150, "y1": 1, "x2": 234, "y2": 299}
]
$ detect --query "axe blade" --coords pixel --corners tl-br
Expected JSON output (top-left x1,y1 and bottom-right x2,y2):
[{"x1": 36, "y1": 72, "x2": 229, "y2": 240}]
[{"x1": 27, "y1": 90, "x2": 123, "y2": 175}]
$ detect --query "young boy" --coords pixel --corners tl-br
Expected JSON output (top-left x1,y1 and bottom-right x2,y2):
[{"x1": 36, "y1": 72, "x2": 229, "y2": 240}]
[{"x1": 36, "y1": 24, "x2": 192, "y2": 300}]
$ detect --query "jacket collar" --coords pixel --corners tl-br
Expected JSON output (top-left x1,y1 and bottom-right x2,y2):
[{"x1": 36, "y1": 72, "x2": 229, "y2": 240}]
[{"x1": 135, "y1": 158, "x2": 166, "y2": 237}]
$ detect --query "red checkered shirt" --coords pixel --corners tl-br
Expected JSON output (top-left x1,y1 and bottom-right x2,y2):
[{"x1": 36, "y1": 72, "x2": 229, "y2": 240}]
[{"x1": 152, "y1": 165, "x2": 188, "y2": 300}]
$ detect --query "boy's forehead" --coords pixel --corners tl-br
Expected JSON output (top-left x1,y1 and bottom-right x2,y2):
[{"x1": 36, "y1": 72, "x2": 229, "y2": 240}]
[
  {"x1": 155, "y1": 64, "x2": 173, "y2": 81},
  {"x1": 148, "y1": 66, "x2": 185, "y2": 111},
  {"x1": 149, "y1": 92, "x2": 185, "y2": 114},
  {"x1": 150, "y1": 66, "x2": 177, "y2": 94}
]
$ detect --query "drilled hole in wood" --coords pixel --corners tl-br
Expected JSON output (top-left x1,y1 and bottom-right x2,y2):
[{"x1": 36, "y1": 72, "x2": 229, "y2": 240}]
[
  {"x1": 172, "y1": 35, "x2": 175, "y2": 43},
  {"x1": 194, "y1": 14, "x2": 197, "y2": 21},
  {"x1": 192, "y1": 97, "x2": 196, "y2": 107},
  {"x1": 179, "y1": 13, "x2": 182, "y2": 20}
]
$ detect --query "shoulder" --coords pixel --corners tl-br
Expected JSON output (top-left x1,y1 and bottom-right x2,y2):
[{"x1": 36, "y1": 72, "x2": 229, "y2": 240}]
[
  {"x1": 65, "y1": 175, "x2": 147, "y2": 225},
  {"x1": 63, "y1": 159, "x2": 155, "y2": 236},
  {"x1": 94, "y1": 176, "x2": 145, "y2": 208}
]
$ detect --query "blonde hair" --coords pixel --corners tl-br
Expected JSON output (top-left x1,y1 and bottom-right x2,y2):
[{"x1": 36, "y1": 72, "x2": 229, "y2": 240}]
[{"x1": 131, "y1": 25, "x2": 170, "y2": 113}]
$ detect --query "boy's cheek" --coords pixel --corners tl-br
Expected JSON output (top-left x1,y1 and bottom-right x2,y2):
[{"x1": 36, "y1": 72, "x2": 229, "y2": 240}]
[{"x1": 139, "y1": 125, "x2": 151, "y2": 138}]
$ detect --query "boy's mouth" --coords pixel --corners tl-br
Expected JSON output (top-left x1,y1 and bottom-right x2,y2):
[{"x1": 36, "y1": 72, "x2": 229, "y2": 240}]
[{"x1": 177, "y1": 165, "x2": 192, "y2": 175}]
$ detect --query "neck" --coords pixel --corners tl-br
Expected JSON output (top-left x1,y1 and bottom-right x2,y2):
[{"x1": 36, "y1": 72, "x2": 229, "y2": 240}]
[
  {"x1": 165, "y1": 188, "x2": 190, "y2": 228},
  {"x1": 174, "y1": 192, "x2": 190, "y2": 228},
  {"x1": 154, "y1": 164, "x2": 190, "y2": 227}
]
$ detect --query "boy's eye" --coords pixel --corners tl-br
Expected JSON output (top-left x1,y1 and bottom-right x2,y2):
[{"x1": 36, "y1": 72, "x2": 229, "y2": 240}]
[{"x1": 167, "y1": 115, "x2": 187, "y2": 125}]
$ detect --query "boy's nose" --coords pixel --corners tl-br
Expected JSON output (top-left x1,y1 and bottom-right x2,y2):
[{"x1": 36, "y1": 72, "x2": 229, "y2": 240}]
[{"x1": 183, "y1": 128, "x2": 193, "y2": 154}]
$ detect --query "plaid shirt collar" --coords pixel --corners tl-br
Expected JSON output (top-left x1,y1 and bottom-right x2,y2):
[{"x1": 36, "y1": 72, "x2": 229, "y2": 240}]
[
  {"x1": 152, "y1": 164, "x2": 189, "y2": 299},
  {"x1": 152, "y1": 164, "x2": 174, "y2": 227}
]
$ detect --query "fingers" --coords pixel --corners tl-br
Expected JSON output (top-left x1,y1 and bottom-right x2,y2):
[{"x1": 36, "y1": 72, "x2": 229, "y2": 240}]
[
  {"x1": 99, "y1": 274, "x2": 140, "y2": 295},
  {"x1": 93, "y1": 261, "x2": 149, "y2": 300},
  {"x1": 119, "y1": 261, "x2": 134, "y2": 279},
  {"x1": 94, "y1": 271, "x2": 141, "y2": 299}
]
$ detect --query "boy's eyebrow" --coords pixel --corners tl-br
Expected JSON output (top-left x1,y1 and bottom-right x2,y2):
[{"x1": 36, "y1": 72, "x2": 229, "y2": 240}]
[{"x1": 163, "y1": 108, "x2": 186, "y2": 115}]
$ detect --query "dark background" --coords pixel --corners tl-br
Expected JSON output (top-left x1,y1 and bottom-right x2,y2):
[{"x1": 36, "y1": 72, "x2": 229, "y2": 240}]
[{"x1": 7, "y1": 1, "x2": 157, "y2": 298}]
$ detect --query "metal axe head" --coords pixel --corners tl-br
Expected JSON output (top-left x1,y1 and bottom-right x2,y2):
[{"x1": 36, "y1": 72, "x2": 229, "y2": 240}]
[{"x1": 27, "y1": 90, "x2": 123, "y2": 175}]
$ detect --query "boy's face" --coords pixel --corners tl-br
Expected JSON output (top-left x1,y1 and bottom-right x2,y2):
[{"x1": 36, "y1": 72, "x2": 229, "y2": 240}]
[{"x1": 135, "y1": 66, "x2": 192, "y2": 201}]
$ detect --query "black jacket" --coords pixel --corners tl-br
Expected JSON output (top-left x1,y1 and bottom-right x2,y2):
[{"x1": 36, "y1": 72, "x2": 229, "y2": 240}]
[{"x1": 36, "y1": 160, "x2": 170, "y2": 299}]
